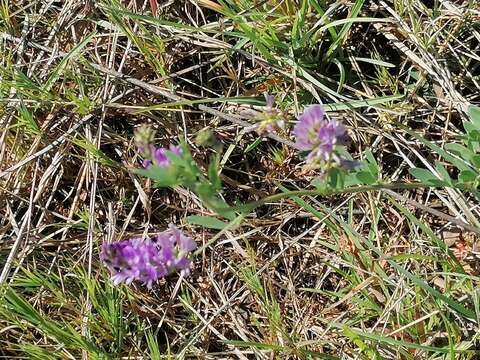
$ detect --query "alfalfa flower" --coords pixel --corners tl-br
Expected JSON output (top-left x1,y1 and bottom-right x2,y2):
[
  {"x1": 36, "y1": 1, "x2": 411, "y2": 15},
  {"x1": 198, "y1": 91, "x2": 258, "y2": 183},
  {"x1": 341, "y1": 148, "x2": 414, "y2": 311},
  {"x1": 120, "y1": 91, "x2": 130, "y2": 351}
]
[
  {"x1": 293, "y1": 104, "x2": 352, "y2": 168},
  {"x1": 101, "y1": 225, "x2": 197, "y2": 288},
  {"x1": 100, "y1": 238, "x2": 168, "y2": 288},
  {"x1": 154, "y1": 224, "x2": 197, "y2": 275},
  {"x1": 135, "y1": 125, "x2": 182, "y2": 168},
  {"x1": 146, "y1": 144, "x2": 182, "y2": 168},
  {"x1": 255, "y1": 93, "x2": 285, "y2": 134}
]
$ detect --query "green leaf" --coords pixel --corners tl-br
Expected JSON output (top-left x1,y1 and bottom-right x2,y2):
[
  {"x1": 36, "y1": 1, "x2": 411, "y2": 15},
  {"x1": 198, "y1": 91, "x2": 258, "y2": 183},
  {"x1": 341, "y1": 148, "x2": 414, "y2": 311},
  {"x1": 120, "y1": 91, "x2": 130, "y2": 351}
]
[
  {"x1": 463, "y1": 121, "x2": 480, "y2": 141},
  {"x1": 244, "y1": 137, "x2": 263, "y2": 153},
  {"x1": 400, "y1": 125, "x2": 471, "y2": 171},
  {"x1": 409, "y1": 168, "x2": 444, "y2": 186},
  {"x1": 343, "y1": 326, "x2": 382, "y2": 359},
  {"x1": 445, "y1": 143, "x2": 475, "y2": 162},
  {"x1": 72, "y1": 137, "x2": 117, "y2": 167},
  {"x1": 357, "y1": 149, "x2": 380, "y2": 179},
  {"x1": 325, "y1": 0, "x2": 366, "y2": 59},
  {"x1": 328, "y1": 168, "x2": 345, "y2": 189},
  {"x1": 222, "y1": 340, "x2": 340, "y2": 359},
  {"x1": 321, "y1": 17, "x2": 391, "y2": 33},
  {"x1": 311, "y1": 177, "x2": 329, "y2": 193},
  {"x1": 365, "y1": 149, "x2": 378, "y2": 169},
  {"x1": 17, "y1": 105, "x2": 40, "y2": 135},
  {"x1": 208, "y1": 155, "x2": 222, "y2": 191},
  {"x1": 134, "y1": 165, "x2": 178, "y2": 187},
  {"x1": 43, "y1": 32, "x2": 96, "y2": 93},
  {"x1": 356, "y1": 171, "x2": 377, "y2": 185},
  {"x1": 195, "y1": 182, "x2": 215, "y2": 198},
  {"x1": 434, "y1": 161, "x2": 451, "y2": 184},
  {"x1": 458, "y1": 170, "x2": 477, "y2": 183},
  {"x1": 468, "y1": 105, "x2": 480, "y2": 130},
  {"x1": 322, "y1": 94, "x2": 404, "y2": 112},
  {"x1": 340, "y1": 325, "x2": 473, "y2": 354},
  {"x1": 2, "y1": 288, "x2": 104, "y2": 355},
  {"x1": 195, "y1": 185, "x2": 236, "y2": 220},
  {"x1": 344, "y1": 172, "x2": 363, "y2": 187},
  {"x1": 471, "y1": 155, "x2": 480, "y2": 168},
  {"x1": 186, "y1": 216, "x2": 228, "y2": 230}
]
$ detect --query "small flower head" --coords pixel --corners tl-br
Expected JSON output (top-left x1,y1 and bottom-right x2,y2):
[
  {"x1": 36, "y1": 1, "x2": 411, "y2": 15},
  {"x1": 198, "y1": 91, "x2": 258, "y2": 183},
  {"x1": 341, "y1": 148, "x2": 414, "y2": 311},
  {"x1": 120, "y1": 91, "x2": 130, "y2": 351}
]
[
  {"x1": 101, "y1": 225, "x2": 197, "y2": 288},
  {"x1": 308, "y1": 119, "x2": 348, "y2": 162},
  {"x1": 135, "y1": 124, "x2": 183, "y2": 169},
  {"x1": 100, "y1": 238, "x2": 168, "y2": 289},
  {"x1": 135, "y1": 124, "x2": 156, "y2": 150},
  {"x1": 293, "y1": 104, "x2": 326, "y2": 151},
  {"x1": 256, "y1": 93, "x2": 285, "y2": 134},
  {"x1": 195, "y1": 128, "x2": 222, "y2": 149},
  {"x1": 152, "y1": 147, "x2": 170, "y2": 167},
  {"x1": 169, "y1": 144, "x2": 182, "y2": 156},
  {"x1": 155, "y1": 224, "x2": 197, "y2": 275},
  {"x1": 293, "y1": 104, "x2": 351, "y2": 168},
  {"x1": 139, "y1": 143, "x2": 182, "y2": 169}
]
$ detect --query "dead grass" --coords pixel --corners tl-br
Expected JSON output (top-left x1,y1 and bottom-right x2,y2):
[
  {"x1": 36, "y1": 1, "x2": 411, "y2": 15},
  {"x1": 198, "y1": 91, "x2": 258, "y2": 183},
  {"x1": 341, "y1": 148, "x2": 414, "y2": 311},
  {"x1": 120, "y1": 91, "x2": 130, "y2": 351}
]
[{"x1": 0, "y1": 0, "x2": 479, "y2": 359}]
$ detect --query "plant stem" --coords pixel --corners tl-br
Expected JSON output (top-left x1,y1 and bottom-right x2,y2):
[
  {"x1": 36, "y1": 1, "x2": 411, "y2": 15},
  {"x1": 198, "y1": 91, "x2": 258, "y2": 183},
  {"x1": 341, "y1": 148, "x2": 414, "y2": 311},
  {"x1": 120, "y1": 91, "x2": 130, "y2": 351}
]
[{"x1": 232, "y1": 182, "x2": 438, "y2": 213}]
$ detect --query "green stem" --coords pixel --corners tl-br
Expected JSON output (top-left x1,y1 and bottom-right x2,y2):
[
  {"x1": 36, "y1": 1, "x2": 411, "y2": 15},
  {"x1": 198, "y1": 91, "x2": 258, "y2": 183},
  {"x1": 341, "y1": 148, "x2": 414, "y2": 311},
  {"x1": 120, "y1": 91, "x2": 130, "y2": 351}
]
[{"x1": 231, "y1": 182, "x2": 441, "y2": 213}]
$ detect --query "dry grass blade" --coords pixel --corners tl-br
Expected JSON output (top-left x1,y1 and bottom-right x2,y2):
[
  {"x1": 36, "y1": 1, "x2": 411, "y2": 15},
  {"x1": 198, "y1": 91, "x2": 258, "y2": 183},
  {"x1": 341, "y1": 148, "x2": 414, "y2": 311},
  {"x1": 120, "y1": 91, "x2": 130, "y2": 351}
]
[{"x1": 0, "y1": 1, "x2": 479, "y2": 359}]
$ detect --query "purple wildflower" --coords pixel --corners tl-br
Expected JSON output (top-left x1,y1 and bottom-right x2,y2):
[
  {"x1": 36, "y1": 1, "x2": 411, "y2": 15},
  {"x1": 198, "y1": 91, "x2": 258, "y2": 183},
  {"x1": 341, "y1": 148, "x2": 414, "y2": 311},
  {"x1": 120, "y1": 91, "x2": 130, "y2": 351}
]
[
  {"x1": 169, "y1": 144, "x2": 182, "y2": 156},
  {"x1": 293, "y1": 105, "x2": 350, "y2": 166},
  {"x1": 142, "y1": 159, "x2": 152, "y2": 168},
  {"x1": 101, "y1": 225, "x2": 197, "y2": 288},
  {"x1": 256, "y1": 93, "x2": 285, "y2": 134},
  {"x1": 100, "y1": 238, "x2": 168, "y2": 289},
  {"x1": 293, "y1": 105, "x2": 326, "y2": 151},
  {"x1": 152, "y1": 147, "x2": 169, "y2": 167},
  {"x1": 134, "y1": 125, "x2": 183, "y2": 169},
  {"x1": 155, "y1": 224, "x2": 197, "y2": 275},
  {"x1": 141, "y1": 144, "x2": 182, "y2": 169}
]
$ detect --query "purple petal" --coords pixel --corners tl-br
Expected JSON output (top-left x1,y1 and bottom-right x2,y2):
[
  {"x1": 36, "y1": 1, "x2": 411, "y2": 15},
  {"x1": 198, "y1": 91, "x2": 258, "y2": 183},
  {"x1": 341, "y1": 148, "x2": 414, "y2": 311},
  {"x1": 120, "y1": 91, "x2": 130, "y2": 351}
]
[
  {"x1": 168, "y1": 224, "x2": 197, "y2": 253},
  {"x1": 304, "y1": 104, "x2": 325, "y2": 123},
  {"x1": 264, "y1": 92, "x2": 275, "y2": 109},
  {"x1": 101, "y1": 225, "x2": 197, "y2": 287},
  {"x1": 293, "y1": 104, "x2": 326, "y2": 151},
  {"x1": 174, "y1": 257, "x2": 191, "y2": 270},
  {"x1": 293, "y1": 105, "x2": 351, "y2": 165},
  {"x1": 169, "y1": 144, "x2": 182, "y2": 156},
  {"x1": 153, "y1": 148, "x2": 170, "y2": 167}
]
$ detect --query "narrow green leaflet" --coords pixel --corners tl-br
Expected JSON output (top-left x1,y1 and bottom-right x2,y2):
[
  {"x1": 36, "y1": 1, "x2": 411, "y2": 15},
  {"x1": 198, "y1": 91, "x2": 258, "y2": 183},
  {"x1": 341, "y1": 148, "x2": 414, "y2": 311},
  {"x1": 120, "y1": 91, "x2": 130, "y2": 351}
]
[
  {"x1": 468, "y1": 105, "x2": 480, "y2": 130},
  {"x1": 186, "y1": 215, "x2": 228, "y2": 230},
  {"x1": 134, "y1": 165, "x2": 179, "y2": 187},
  {"x1": 409, "y1": 168, "x2": 445, "y2": 186}
]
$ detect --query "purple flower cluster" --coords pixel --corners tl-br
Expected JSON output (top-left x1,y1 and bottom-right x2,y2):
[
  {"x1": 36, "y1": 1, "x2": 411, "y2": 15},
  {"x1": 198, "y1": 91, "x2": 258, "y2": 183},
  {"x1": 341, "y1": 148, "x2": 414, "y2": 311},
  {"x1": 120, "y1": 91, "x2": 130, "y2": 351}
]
[
  {"x1": 100, "y1": 224, "x2": 197, "y2": 288},
  {"x1": 141, "y1": 144, "x2": 182, "y2": 168},
  {"x1": 293, "y1": 105, "x2": 351, "y2": 167}
]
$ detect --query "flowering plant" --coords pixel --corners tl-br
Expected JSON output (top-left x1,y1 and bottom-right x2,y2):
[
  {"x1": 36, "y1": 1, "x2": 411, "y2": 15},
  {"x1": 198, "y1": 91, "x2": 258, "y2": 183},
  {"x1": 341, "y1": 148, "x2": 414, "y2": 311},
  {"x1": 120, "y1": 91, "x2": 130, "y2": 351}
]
[
  {"x1": 101, "y1": 225, "x2": 197, "y2": 288},
  {"x1": 293, "y1": 104, "x2": 353, "y2": 169},
  {"x1": 134, "y1": 125, "x2": 236, "y2": 221}
]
